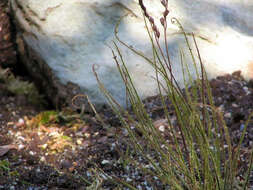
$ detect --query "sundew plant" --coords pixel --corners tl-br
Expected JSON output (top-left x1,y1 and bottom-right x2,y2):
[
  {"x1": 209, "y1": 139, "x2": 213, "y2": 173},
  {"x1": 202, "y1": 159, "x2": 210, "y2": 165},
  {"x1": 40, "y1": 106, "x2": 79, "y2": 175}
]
[{"x1": 94, "y1": 0, "x2": 253, "y2": 189}]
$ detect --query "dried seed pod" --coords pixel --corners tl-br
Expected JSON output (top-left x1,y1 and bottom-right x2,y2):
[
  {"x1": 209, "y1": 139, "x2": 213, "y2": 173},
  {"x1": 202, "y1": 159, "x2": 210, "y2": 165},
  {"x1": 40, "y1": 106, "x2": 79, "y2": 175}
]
[
  {"x1": 156, "y1": 30, "x2": 160, "y2": 38},
  {"x1": 139, "y1": 0, "x2": 146, "y2": 14},
  {"x1": 152, "y1": 25, "x2": 160, "y2": 38},
  {"x1": 163, "y1": 9, "x2": 169, "y2": 18},
  {"x1": 161, "y1": 0, "x2": 166, "y2": 7},
  {"x1": 149, "y1": 16, "x2": 155, "y2": 25},
  {"x1": 139, "y1": 0, "x2": 149, "y2": 18},
  {"x1": 160, "y1": 17, "x2": 165, "y2": 26}
]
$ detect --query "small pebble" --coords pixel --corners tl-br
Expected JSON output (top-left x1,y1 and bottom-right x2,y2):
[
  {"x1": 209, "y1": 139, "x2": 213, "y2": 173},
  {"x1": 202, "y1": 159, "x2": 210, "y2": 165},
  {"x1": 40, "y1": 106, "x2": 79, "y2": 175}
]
[
  {"x1": 17, "y1": 136, "x2": 25, "y2": 141},
  {"x1": 122, "y1": 129, "x2": 129, "y2": 136},
  {"x1": 40, "y1": 156, "x2": 46, "y2": 162},
  {"x1": 86, "y1": 171, "x2": 91, "y2": 177},
  {"x1": 243, "y1": 86, "x2": 250, "y2": 95},
  {"x1": 49, "y1": 131, "x2": 59, "y2": 137},
  {"x1": 159, "y1": 125, "x2": 165, "y2": 132},
  {"x1": 16, "y1": 118, "x2": 25, "y2": 127},
  {"x1": 18, "y1": 144, "x2": 25, "y2": 150},
  {"x1": 36, "y1": 168, "x2": 41, "y2": 173},
  {"x1": 240, "y1": 124, "x2": 245, "y2": 131},
  {"x1": 29, "y1": 151, "x2": 35, "y2": 156},
  {"x1": 76, "y1": 139, "x2": 82, "y2": 145},
  {"x1": 232, "y1": 103, "x2": 239, "y2": 108},
  {"x1": 41, "y1": 144, "x2": 47, "y2": 149},
  {"x1": 76, "y1": 132, "x2": 83, "y2": 137},
  {"x1": 37, "y1": 132, "x2": 42, "y2": 136},
  {"x1": 101, "y1": 160, "x2": 110, "y2": 165},
  {"x1": 7, "y1": 122, "x2": 14, "y2": 126},
  {"x1": 224, "y1": 112, "x2": 231, "y2": 118},
  {"x1": 94, "y1": 132, "x2": 99, "y2": 136},
  {"x1": 126, "y1": 177, "x2": 132, "y2": 182}
]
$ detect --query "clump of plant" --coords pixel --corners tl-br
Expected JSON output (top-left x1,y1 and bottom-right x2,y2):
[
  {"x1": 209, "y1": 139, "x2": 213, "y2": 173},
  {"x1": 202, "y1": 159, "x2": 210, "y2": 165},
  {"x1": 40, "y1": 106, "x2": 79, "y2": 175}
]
[
  {"x1": 25, "y1": 109, "x2": 85, "y2": 128},
  {"x1": 0, "y1": 160, "x2": 10, "y2": 175},
  {"x1": 94, "y1": 0, "x2": 253, "y2": 189},
  {"x1": 0, "y1": 160, "x2": 19, "y2": 178},
  {"x1": 0, "y1": 66, "x2": 44, "y2": 105}
]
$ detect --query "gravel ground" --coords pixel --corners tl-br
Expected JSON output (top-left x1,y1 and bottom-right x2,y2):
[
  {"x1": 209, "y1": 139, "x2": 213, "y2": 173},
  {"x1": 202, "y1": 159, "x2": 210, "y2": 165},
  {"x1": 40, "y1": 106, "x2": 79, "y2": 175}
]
[{"x1": 0, "y1": 71, "x2": 252, "y2": 190}]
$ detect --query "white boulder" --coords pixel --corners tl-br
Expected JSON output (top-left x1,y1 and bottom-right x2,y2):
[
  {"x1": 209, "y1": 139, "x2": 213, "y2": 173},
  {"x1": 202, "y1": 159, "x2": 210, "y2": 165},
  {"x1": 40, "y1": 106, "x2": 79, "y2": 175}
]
[{"x1": 10, "y1": 0, "x2": 253, "y2": 107}]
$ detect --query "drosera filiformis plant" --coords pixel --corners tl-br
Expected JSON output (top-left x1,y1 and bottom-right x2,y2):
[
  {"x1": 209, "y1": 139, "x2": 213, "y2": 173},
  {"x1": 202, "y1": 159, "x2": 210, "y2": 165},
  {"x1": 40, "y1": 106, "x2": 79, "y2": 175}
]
[{"x1": 93, "y1": 0, "x2": 253, "y2": 189}]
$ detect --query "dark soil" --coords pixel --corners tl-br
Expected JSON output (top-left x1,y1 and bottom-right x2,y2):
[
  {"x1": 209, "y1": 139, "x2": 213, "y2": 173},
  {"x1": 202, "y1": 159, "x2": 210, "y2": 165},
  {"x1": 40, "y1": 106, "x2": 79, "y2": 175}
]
[{"x1": 0, "y1": 71, "x2": 252, "y2": 190}]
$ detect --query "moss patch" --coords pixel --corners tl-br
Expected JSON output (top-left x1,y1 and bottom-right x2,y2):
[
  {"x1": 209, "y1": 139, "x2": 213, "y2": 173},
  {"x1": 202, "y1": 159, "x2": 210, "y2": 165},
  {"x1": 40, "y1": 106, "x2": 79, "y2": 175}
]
[{"x1": 0, "y1": 67, "x2": 44, "y2": 106}]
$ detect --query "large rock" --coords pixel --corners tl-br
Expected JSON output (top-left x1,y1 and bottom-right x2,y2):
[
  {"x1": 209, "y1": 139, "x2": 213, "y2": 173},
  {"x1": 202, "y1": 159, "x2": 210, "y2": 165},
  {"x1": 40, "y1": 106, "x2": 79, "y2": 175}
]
[
  {"x1": 10, "y1": 0, "x2": 253, "y2": 108},
  {"x1": 0, "y1": 1, "x2": 17, "y2": 68}
]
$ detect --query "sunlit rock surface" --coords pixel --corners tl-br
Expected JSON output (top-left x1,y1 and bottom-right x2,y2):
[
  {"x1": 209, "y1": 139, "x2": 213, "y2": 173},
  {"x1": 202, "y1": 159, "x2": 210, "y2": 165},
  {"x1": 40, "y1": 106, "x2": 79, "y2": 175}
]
[{"x1": 10, "y1": 0, "x2": 253, "y2": 107}]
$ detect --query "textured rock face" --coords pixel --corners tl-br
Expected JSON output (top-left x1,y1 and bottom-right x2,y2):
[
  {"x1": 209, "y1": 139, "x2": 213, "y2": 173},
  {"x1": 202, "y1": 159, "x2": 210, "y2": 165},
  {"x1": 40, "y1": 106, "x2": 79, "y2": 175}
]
[
  {"x1": 10, "y1": 0, "x2": 253, "y2": 107},
  {"x1": 0, "y1": 1, "x2": 17, "y2": 68}
]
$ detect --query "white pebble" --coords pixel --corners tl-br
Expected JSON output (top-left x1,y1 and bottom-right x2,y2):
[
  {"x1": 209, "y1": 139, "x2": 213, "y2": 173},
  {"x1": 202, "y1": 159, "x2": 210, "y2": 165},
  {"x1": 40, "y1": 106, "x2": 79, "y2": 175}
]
[
  {"x1": 18, "y1": 118, "x2": 24, "y2": 124},
  {"x1": 18, "y1": 144, "x2": 25, "y2": 150},
  {"x1": 243, "y1": 86, "x2": 250, "y2": 95},
  {"x1": 29, "y1": 151, "x2": 35, "y2": 156},
  {"x1": 49, "y1": 131, "x2": 59, "y2": 137},
  {"x1": 101, "y1": 160, "x2": 110, "y2": 165},
  {"x1": 37, "y1": 132, "x2": 42, "y2": 136},
  {"x1": 218, "y1": 105, "x2": 225, "y2": 112},
  {"x1": 40, "y1": 156, "x2": 46, "y2": 162},
  {"x1": 17, "y1": 136, "x2": 25, "y2": 141},
  {"x1": 41, "y1": 144, "x2": 47, "y2": 149},
  {"x1": 126, "y1": 177, "x2": 132, "y2": 182},
  {"x1": 224, "y1": 112, "x2": 231, "y2": 118},
  {"x1": 8, "y1": 130, "x2": 14, "y2": 135},
  {"x1": 232, "y1": 103, "x2": 239, "y2": 108},
  {"x1": 94, "y1": 132, "x2": 99, "y2": 136},
  {"x1": 159, "y1": 125, "x2": 165, "y2": 132},
  {"x1": 76, "y1": 139, "x2": 82, "y2": 145},
  {"x1": 15, "y1": 132, "x2": 21, "y2": 137}
]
